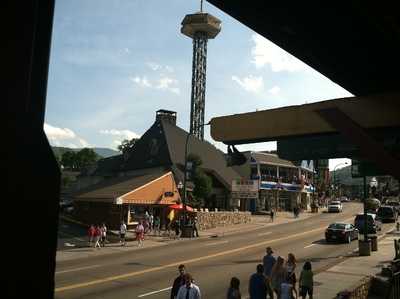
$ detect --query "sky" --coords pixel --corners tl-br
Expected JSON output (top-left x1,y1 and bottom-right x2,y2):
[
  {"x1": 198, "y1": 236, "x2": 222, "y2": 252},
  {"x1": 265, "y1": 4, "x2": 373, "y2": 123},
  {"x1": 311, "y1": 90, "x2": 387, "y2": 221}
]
[{"x1": 45, "y1": 0, "x2": 352, "y2": 170}]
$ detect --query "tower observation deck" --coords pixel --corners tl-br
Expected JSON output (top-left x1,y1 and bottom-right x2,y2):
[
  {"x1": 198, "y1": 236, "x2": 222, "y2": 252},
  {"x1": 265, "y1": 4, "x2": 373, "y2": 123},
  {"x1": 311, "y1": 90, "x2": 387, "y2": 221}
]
[{"x1": 181, "y1": 7, "x2": 221, "y2": 140}]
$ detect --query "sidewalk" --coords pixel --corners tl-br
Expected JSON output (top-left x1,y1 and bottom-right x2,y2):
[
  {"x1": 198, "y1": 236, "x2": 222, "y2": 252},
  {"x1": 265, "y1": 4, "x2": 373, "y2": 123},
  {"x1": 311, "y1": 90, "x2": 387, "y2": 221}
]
[
  {"x1": 314, "y1": 229, "x2": 399, "y2": 299},
  {"x1": 57, "y1": 209, "x2": 321, "y2": 262}
]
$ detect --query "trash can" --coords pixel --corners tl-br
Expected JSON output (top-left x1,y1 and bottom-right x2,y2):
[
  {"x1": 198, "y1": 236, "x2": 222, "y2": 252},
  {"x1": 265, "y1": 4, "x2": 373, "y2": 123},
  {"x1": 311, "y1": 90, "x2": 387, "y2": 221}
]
[
  {"x1": 358, "y1": 239, "x2": 371, "y2": 256},
  {"x1": 370, "y1": 235, "x2": 378, "y2": 251},
  {"x1": 181, "y1": 225, "x2": 194, "y2": 238}
]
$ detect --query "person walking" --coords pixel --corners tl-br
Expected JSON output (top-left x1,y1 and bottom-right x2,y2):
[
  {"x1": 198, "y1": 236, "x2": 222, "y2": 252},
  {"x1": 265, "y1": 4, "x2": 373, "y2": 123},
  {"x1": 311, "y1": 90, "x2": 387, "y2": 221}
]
[
  {"x1": 176, "y1": 273, "x2": 201, "y2": 299},
  {"x1": 88, "y1": 224, "x2": 95, "y2": 247},
  {"x1": 248, "y1": 264, "x2": 267, "y2": 299},
  {"x1": 299, "y1": 262, "x2": 313, "y2": 299},
  {"x1": 285, "y1": 253, "x2": 297, "y2": 286},
  {"x1": 193, "y1": 216, "x2": 199, "y2": 237},
  {"x1": 171, "y1": 264, "x2": 186, "y2": 299},
  {"x1": 136, "y1": 221, "x2": 145, "y2": 247},
  {"x1": 94, "y1": 225, "x2": 102, "y2": 249},
  {"x1": 100, "y1": 223, "x2": 107, "y2": 247},
  {"x1": 174, "y1": 218, "x2": 181, "y2": 239},
  {"x1": 280, "y1": 274, "x2": 297, "y2": 299},
  {"x1": 119, "y1": 221, "x2": 127, "y2": 246},
  {"x1": 227, "y1": 277, "x2": 241, "y2": 299},
  {"x1": 270, "y1": 209, "x2": 275, "y2": 222},
  {"x1": 154, "y1": 215, "x2": 161, "y2": 236},
  {"x1": 263, "y1": 247, "x2": 276, "y2": 299},
  {"x1": 149, "y1": 213, "x2": 154, "y2": 233},
  {"x1": 271, "y1": 256, "x2": 286, "y2": 298}
]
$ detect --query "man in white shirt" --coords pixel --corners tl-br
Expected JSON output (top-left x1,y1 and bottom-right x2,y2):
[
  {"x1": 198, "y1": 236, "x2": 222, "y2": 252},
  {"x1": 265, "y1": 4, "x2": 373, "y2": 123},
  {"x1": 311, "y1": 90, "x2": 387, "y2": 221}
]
[
  {"x1": 119, "y1": 221, "x2": 127, "y2": 246},
  {"x1": 176, "y1": 273, "x2": 201, "y2": 299}
]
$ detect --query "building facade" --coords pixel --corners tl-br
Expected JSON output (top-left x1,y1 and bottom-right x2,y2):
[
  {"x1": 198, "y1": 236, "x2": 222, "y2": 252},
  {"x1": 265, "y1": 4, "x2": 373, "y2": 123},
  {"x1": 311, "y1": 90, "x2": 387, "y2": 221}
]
[{"x1": 233, "y1": 152, "x2": 315, "y2": 212}]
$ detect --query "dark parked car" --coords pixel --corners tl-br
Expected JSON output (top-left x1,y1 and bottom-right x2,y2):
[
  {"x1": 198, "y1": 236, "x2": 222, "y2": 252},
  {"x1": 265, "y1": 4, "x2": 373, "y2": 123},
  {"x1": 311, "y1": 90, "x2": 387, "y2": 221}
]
[
  {"x1": 386, "y1": 201, "x2": 400, "y2": 213},
  {"x1": 354, "y1": 213, "x2": 382, "y2": 234},
  {"x1": 377, "y1": 206, "x2": 398, "y2": 222},
  {"x1": 325, "y1": 223, "x2": 358, "y2": 243}
]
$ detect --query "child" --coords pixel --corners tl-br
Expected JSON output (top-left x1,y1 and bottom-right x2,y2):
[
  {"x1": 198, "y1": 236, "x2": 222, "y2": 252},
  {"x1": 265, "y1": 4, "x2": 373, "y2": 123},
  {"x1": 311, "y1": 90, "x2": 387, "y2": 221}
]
[
  {"x1": 280, "y1": 274, "x2": 297, "y2": 299},
  {"x1": 299, "y1": 261, "x2": 313, "y2": 299}
]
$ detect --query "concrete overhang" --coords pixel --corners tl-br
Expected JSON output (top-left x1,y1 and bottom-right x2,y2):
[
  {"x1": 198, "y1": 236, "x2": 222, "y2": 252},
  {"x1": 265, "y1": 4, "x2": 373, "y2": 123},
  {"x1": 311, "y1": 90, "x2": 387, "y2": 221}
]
[{"x1": 210, "y1": 93, "x2": 400, "y2": 145}]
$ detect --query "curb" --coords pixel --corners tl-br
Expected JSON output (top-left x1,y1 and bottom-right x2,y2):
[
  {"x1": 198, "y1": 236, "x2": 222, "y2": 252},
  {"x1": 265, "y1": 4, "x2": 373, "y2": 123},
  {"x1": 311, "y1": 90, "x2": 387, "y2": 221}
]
[{"x1": 60, "y1": 215, "x2": 88, "y2": 227}]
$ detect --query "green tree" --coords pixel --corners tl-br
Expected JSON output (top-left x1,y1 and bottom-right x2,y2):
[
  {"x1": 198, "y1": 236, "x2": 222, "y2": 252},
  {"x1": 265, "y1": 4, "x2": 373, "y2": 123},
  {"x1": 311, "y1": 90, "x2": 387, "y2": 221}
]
[
  {"x1": 192, "y1": 171, "x2": 213, "y2": 208},
  {"x1": 118, "y1": 138, "x2": 138, "y2": 154},
  {"x1": 75, "y1": 148, "x2": 99, "y2": 169},
  {"x1": 186, "y1": 153, "x2": 213, "y2": 208},
  {"x1": 61, "y1": 151, "x2": 77, "y2": 170}
]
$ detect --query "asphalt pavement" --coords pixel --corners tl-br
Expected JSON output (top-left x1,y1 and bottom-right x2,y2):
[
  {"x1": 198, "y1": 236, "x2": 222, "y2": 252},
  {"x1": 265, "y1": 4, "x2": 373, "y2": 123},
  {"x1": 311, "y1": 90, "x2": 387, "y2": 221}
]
[{"x1": 53, "y1": 202, "x2": 396, "y2": 299}]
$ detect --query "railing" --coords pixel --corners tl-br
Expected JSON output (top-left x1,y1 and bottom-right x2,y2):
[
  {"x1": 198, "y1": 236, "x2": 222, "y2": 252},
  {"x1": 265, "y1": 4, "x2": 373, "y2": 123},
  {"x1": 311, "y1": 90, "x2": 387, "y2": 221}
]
[{"x1": 390, "y1": 271, "x2": 400, "y2": 299}]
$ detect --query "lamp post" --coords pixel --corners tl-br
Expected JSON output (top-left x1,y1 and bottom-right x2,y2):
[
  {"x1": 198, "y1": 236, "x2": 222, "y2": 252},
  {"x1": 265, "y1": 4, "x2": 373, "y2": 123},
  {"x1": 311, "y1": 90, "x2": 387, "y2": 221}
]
[{"x1": 333, "y1": 162, "x2": 348, "y2": 198}]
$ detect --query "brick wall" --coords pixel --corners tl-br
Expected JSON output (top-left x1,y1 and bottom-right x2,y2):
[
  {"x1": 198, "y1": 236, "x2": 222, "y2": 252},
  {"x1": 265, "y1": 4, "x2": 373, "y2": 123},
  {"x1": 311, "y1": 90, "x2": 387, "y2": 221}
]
[{"x1": 196, "y1": 211, "x2": 252, "y2": 230}]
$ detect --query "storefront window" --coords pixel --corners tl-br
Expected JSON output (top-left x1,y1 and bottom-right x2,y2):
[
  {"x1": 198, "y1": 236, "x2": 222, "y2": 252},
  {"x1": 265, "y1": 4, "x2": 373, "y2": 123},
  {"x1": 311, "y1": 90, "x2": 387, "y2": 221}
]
[{"x1": 260, "y1": 165, "x2": 277, "y2": 181}]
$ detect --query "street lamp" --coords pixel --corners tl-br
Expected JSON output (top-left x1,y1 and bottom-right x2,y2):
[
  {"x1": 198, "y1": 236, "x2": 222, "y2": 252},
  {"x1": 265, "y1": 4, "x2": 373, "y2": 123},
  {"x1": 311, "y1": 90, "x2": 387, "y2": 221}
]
[{"x1": 333, "y1": 162, "x2": 348, "y2": 198}]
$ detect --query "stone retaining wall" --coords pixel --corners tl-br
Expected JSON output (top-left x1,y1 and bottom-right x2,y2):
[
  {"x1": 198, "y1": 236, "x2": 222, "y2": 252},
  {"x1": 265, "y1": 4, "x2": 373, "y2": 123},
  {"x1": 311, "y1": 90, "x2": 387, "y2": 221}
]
[{"x1": 195, "y1": 211, "x2": 252, "y2": 230}]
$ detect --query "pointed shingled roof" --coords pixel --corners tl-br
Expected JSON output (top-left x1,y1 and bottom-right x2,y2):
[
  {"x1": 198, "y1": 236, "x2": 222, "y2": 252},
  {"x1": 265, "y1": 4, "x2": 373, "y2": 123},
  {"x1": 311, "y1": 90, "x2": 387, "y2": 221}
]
[{"x1": 92, "y1": 115, "x2": 241, "y2": 191}]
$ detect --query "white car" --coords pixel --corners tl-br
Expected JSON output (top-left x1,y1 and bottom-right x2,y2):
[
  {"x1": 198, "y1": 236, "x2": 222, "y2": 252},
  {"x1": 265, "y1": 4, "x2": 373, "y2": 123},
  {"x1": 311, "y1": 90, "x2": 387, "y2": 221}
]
[
  {"x1": 340, "y1": 196, "x2": 350, "y2": 202},
  {"x1": 328, "y1": 201, "x2": 343, "y2": 213}
]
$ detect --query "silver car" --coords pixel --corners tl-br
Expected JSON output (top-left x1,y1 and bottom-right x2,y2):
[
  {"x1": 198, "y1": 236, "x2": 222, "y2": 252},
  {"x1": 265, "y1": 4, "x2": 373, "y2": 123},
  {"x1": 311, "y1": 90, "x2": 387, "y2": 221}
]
[{"x1": 328, "y1": 201, "x2": 343, "y2": 213}]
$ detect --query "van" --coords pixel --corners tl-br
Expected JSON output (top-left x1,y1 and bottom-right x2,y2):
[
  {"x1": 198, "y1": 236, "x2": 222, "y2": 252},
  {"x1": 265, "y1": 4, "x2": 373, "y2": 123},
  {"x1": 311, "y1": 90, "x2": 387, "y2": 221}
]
[{"x1": 354, "y1": 213, "x2": 382, "y2": 234}]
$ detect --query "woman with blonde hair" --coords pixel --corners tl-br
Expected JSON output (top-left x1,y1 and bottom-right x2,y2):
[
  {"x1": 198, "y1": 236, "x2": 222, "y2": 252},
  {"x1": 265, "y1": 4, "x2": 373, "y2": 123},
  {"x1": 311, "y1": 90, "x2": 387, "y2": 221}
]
[{"x1": 271, "y1": 256, "x2": 286, "y2": 298}]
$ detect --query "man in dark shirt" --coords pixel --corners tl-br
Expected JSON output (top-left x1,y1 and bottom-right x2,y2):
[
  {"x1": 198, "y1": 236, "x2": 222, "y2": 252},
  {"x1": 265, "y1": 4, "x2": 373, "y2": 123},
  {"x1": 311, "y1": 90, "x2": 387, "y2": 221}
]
[
  {"x1": 249, "y1": 264, "x2": 267, "y2": 299},
  {"x1": 171, "y1": 264, "x2": 186, "y2": 299},
  {"x1": 263, "y1": 247, "x2": 276, "y2": 298}
]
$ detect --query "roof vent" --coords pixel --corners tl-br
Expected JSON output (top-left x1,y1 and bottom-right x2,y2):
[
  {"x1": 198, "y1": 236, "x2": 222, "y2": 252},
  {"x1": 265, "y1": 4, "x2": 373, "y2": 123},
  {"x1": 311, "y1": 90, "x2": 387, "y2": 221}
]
[{"x1": 156, "y1": 109, "x2": 177, "y2": 125}]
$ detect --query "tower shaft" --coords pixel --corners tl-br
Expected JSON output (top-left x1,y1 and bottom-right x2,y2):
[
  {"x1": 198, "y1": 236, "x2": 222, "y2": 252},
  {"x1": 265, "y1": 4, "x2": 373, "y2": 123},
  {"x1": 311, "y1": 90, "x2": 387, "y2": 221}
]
[
  {"x1": 181, "y1": 12, "x2": 221, "y2": 140},
  {"x1": 190, "y1": 32, "x2": 208, "y2": 140}
]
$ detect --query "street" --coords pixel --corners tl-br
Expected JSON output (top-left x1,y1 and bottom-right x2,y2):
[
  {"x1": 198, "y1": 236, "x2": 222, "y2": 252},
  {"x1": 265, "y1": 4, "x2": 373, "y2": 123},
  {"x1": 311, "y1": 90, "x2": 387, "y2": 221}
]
[{"x1": 55, "y1": 202, "x2": 392, "y2": 298}]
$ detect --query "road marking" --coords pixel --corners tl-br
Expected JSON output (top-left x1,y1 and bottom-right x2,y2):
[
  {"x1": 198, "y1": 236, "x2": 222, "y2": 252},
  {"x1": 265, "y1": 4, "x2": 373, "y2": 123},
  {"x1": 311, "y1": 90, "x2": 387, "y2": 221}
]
[
  {"x1": 138, "y1": 287, "x2": 172, "y2": 297},
  {"x1": 55, "y1": 226, "x2": 327, "y2": 293},
  {"x1": 257, "y1": 232, "x2": 272, "y2": 236},
  {"x1": 204, "y1": 241, "x2": 229, "y2": 246},
  {"x1": 304, "y1": 244, "x2": 316, "y2": 249},
  {"x1": 56, "y1": 265, "x2": 101, "y2": 275}
]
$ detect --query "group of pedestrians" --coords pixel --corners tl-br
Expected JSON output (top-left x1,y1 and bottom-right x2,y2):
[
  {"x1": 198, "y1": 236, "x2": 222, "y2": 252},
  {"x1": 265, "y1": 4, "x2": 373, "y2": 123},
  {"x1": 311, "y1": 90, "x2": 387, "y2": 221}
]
[
  {"x1": 225, "y1": 247, "x2": 313, "y2": 299},
  {"x1": 167, "y1": 215, "x2": 200, "y2": 239},
  {"x1": 246, "y1": 247, "x2": 314, "y2": 299},
  {"x1": 119, "y1": 220, "x2": 145, "y2": 247},
  {"x1": 170, "y1": 264, "x2": 201, "y2": 299},
  {"x1": 88, "y1": 223, "x2": 107, "y2": 248}
]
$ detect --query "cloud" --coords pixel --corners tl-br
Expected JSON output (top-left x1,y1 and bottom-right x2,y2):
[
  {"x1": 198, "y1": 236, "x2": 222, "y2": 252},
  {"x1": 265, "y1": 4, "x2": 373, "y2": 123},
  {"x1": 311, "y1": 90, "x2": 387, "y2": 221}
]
[
  {"x1": 99, "y1": 129, "x2": 140, "y2": 140},
  {"x1": 157, "y1": 77, "x2": 180, "y2": 94},
  {"x1": 44, "y1": 123, "x2": 91, "y2": 148},
  {"x1": 130, "y1": 75, "x2": 180, "y2": 94},
  {"x1": 147, "y1": 62, "x2": 174, "y2": 72},
  {"x1": 232, "y1": 75, "x2": 264, "y2": 93},
  {"x1": 44, "y1": 123, "x2": 76, "y2": 140},
  {"x1": 130, "y1": 76, "x2": 152, "y2": 87},
  {"x1": 251, "y1": 34, "x2": 309, "y2": 72},
  {"x1": 268, "y1": 86, "x2": 281, "y2": 95}
]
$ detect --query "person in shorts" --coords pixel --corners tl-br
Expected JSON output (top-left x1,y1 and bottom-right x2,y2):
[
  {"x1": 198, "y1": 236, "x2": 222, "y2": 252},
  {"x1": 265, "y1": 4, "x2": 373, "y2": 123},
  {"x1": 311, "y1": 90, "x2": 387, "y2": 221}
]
[{"x1": 299, "y1": 261, "x2": 313, "y2": 299}]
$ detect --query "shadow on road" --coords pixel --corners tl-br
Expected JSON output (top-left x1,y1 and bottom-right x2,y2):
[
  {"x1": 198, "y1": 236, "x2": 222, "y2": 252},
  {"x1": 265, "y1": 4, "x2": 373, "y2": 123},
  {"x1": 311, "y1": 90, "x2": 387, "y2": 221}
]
[
  {"x1": 312, "y1": 239, "x2": 340, "y2": 246},
  {"x1": 232, "y1": 259, "x2": 261, "y2": 264}
]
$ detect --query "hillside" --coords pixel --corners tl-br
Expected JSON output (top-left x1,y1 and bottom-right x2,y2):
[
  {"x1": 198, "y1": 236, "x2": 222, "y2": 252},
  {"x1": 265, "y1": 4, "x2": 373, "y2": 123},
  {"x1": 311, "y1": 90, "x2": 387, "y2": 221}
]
[{"x1": 52, "y1": 146, "x2": 119, "y2": 160}]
